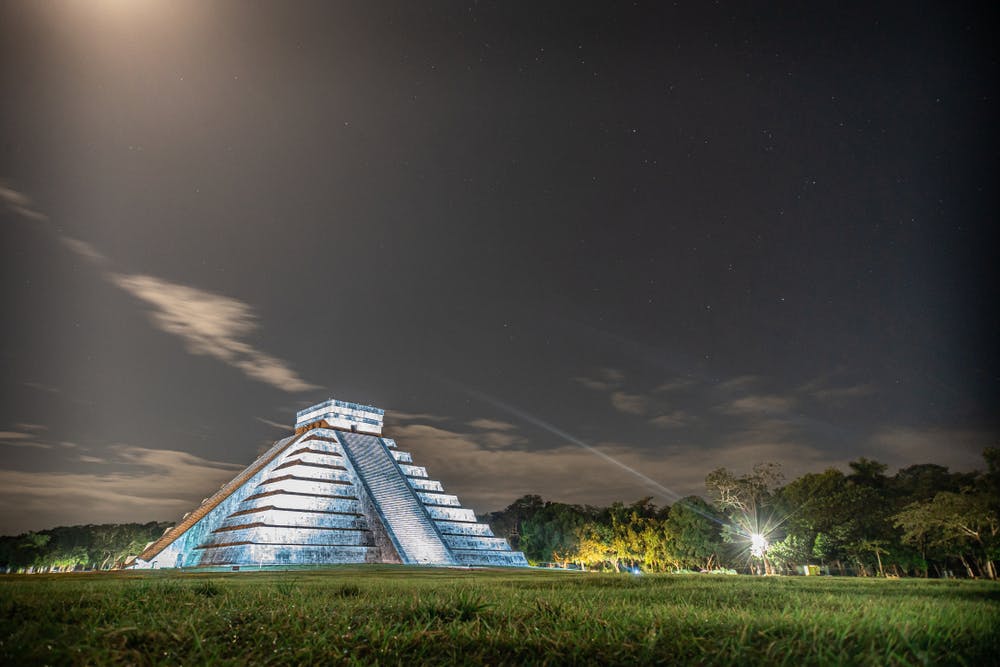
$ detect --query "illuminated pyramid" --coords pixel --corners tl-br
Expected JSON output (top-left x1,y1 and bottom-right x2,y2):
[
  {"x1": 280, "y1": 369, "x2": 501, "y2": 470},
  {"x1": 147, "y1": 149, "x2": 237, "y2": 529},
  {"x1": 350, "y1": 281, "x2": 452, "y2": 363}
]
[{"x1": 133, "y1": 399, "x2": 528, "y2": 568}]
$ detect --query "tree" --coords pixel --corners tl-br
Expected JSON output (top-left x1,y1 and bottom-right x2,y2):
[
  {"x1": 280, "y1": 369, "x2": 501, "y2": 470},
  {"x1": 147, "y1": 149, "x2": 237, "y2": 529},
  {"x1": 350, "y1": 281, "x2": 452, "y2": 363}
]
[
  {"x1": 858, "y1": 539, "x2": 889, "y2": 577},
  {"x1": 705, "y1": 463, "x2": 783, "y2": 518},
  {"x1": 706, "y1": 463, "x2": 783, "y2": 573},
  {"x1": 775, "y1": 469, "x2": 852, "y2": 569},
  {"x1": 572, "y1": 523, "x2": 615, "y2": 571},
  {"x1": 637, "y1": 518, "x2": 673, "y2": 571},
  {"x1": 520, "y1": 502, "x2": 593, "y2": 565},
  {"x1": 19, "y1": 532, "x2": 51, "y2": 570},
  {"x1": 768, "y1": 533, "x2": 813, "y2": 572},
  {"x1": 894, "y1": 491, "x2": 998, "y2": 579},
  {"x1": 837, "y1": 458, "x2": 908, "y2": 576},
  {"x1": 664, "y1": 496, "x2": 723, "y2": 571},
  {"x1": 481, "y1": 494, "x2": 545, "y2": 549},
  {"x1": 891, "y1": 464, "x2": 966, "y2": 502},
  {"x1": 605, "y1": 500, "x2": 657, "y2": 571},
  {"x1": 0, "y1": 522, "x2": 172, "y2": 572},
  {"x1": 847, "y1": 458, "x2": 889, "y2": 489}
]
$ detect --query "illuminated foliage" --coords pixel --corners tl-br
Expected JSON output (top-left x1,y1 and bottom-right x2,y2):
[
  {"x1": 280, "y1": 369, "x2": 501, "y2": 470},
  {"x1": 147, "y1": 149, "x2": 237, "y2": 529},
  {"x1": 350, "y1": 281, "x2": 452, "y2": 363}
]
[{"x1": 0, "y1": 522, "x2": 173, "y2": 572}]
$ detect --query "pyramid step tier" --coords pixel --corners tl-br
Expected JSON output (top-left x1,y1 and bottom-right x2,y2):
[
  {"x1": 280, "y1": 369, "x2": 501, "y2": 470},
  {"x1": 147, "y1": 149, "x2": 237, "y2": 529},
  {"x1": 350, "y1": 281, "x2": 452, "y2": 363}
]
[
  {"x1": 203, "y1": 525, "x2": 372, "y2": 547},
  {"x1": 453, "y1": 549, "x2": 530, "y2": 567},
  {"x1": 196, "y1": 544, "x2": 374, "y2": 566},
  {"x1": 408, "y1": 478, "x2": 444, "y2": 492},
  {"x1": 436, "y1": 520, "x2": 495, "y2": 537},
  {"x1": 220, "y1": 509, "x2": 366, "y2": 530}
]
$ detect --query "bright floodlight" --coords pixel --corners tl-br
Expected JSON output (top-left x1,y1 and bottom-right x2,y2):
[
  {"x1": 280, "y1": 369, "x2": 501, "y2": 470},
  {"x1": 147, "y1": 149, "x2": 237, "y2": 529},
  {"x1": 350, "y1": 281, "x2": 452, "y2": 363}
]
[{"x1": 750, "y1": 532, "x2": 769, "y2": 558}]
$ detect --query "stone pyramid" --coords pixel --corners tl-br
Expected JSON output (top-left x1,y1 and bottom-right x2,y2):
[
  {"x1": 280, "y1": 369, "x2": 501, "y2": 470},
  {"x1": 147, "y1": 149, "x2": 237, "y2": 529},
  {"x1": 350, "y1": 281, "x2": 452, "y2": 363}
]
[{"x1": 132, "y1": 399, "x2": 528, "y2": 568}]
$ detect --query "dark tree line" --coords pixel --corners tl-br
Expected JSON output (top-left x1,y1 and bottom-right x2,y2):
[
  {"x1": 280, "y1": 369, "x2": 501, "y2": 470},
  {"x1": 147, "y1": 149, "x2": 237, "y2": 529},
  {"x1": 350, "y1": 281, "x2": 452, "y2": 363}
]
[
  {"x1": 0, "y1": 522, "x2": 172, "y2": 572},
  {"x1": 482, "y1": 449, "x2": 999, "y2": 578}
]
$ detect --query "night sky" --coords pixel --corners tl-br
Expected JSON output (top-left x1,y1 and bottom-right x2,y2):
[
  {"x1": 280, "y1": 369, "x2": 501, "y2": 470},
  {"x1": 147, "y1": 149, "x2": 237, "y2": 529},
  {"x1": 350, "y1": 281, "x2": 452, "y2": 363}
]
[{"x1": 1, "y1": 2, "x2": 996, "y2": 535}]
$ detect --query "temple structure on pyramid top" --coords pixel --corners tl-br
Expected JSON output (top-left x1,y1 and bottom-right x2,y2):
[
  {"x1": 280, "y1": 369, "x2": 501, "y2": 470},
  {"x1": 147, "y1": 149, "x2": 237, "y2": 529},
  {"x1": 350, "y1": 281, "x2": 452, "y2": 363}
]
[{"x1": 131, "y1": 398, "x2": 528, "y2": 568}]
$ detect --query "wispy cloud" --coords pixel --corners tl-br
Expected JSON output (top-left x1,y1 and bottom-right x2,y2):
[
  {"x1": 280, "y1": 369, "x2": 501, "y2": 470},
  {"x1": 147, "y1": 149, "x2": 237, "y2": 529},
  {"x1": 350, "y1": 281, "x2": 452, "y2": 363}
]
[
  {"x1": 796, "y1": 370, "x2": 876, "y2": 403},
  {"x1": 870, "y1": 426, "x2": 989, "y2": 472},
  {"x1": 14, "y1": 423, "x2": 47, "y2": 432},
  {"x1": 720, "y1": 394, "x2": 795, "y2": 416},
  {"x1": 386, "y1": 413, "x2": 527, "y2": 450},
  {"x1": 106, "y1": 273, "x2": 317, "y2": 392},
  {"x1": 648, "y1": 411, "x2": 689, "y2": 429},
  {"x1": 5, "y1": 183, "x2": 316, "y2": 394},
  {"x1": 1, "y1": 423, "x2": 89, "y2": 452},
  {"x1": 386, "y1": 411, "x2": 451, "y2": 424},
  {"x1": 0, "y1": 427, "x2": 53, "y2": 449},
  {"x1": 467, "y1": 418, "x2": 516, "y2": 431},
  {"x1": 653, "y1": 378, "x2": 695, "y2": 393},
  {"x1": 574, "y1": 369, "x2": 668, "y2": 418},
  {"x1": 809, "y1": 383, "x2": 876, "y2": 401},
  {"x1": 0, "y1": 441, "x2": 52, "y2": 450},
  {"x1": 60, "y1": 237, "x2": 108, "y2": 264},
  {"x1": 717, "y1": 375, "x2": 761, "y2": 392},
  {"x1": 610, "y1": 391, "x2": 649, "y2": 416},
  {"x1": 722, "y1": 417, "x2": 800, "y2": 450},
  {"x1": 23, "y1": 382, "x2": 60, "y2": 395},
  {"x1": 255, "y1": 417, "x2": 290, "y2": 431},
  {"x1": 478, "y1": 431, "x2": 527, "y2": 449},
  {"x1": 573, "y1": 368, "x2": 625, "y2": 392},
  {"x1": 0, "y1": 182, "x2": 47, "y2": 221},
  {"x1": 0, "y1": 446, "x2": 244, "y2": 534}
]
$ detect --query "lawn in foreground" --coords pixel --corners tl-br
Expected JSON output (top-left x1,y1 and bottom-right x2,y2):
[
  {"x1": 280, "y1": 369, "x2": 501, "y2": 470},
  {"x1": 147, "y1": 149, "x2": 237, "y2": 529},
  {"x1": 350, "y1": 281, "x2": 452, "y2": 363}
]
[{"x1": 1, "y1": 566, "x2": 997, "y2": 665}]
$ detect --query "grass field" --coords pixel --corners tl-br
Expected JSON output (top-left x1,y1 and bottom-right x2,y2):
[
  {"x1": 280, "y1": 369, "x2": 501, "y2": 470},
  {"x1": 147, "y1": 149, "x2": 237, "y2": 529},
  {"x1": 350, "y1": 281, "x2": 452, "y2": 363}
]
[{"x1": 2, "y1": 566, "x2": 997, "y2": 665}]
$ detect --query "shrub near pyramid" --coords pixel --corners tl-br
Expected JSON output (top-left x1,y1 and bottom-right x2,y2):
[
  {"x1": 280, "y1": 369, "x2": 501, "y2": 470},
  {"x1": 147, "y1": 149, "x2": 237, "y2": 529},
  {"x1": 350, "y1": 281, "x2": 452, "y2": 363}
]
[{"x1": 132, "y1": 399, "x2": 528, "y2": 568}]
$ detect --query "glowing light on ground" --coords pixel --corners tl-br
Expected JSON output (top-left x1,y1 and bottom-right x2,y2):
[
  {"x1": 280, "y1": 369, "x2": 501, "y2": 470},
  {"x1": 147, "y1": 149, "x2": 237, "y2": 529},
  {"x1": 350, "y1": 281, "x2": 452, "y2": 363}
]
[
  {"x1": 727, "y1": 507, "x2": 794, "y2": 575},
  {"x1": 750, "y1": 532, "x2": 769, "y2": 558}
]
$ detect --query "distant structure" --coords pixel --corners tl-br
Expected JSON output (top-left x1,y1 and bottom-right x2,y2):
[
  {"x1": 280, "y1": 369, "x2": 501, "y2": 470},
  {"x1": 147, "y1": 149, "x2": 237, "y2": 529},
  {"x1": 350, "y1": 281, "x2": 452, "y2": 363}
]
[{"x1": 132, "y1": 399, "x2": 528, "y2": 568}]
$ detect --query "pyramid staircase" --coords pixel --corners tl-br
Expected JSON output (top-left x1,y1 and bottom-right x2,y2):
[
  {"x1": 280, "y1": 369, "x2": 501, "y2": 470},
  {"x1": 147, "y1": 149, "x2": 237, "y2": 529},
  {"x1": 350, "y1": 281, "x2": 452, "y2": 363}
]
[{"x1": 338, "y1": 432, "x2": 455, "y2": 565}]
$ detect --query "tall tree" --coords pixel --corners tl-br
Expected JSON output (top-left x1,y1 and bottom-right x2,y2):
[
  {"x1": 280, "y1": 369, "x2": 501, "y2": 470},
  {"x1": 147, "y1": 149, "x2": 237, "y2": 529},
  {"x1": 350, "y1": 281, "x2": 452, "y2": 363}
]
[
  {"x1": 895, "y1": 491, "x2": 998, "y2": 579},
  {"x1": 520, "y1": 501, "x2": 593, "y2": 565},
  {"x1": 664, "y1": 496, "x2": 723, "y2": 571},
  {"x1": 776, "y1": 468, "x2": 850, "y2": 563},
  {"x1": 481, "y1": 494, "x2": 545, "y2": 549},
  {"x1": 706, "y1": 463, "x2": 783, "y2": 573}
]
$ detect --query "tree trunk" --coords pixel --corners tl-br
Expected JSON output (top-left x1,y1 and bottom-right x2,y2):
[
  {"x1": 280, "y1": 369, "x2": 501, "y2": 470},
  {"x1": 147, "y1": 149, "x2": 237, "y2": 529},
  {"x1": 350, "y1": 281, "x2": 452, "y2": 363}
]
[
  {"x1": 959, "y1": 554, "x2": 975, "y2": 579},
  {"x1": 874, "y1": 550, "x2": 884, "y2": 577}
]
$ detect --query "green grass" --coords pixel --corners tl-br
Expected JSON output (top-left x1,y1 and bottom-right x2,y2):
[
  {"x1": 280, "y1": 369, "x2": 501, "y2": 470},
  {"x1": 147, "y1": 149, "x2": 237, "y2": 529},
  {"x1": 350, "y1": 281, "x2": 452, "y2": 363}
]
[{"x1": 1, "y1": 567, "x2": 997, "y2": 665}]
